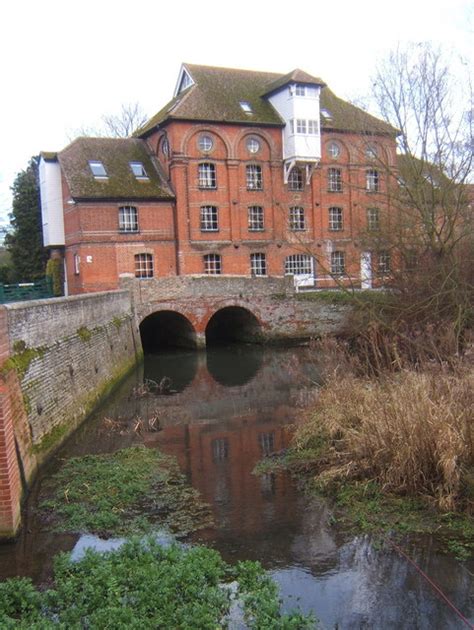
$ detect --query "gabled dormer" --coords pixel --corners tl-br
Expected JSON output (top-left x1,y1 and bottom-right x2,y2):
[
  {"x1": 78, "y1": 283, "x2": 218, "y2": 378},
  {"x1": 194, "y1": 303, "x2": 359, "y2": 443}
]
[
  {"x1": 174, "y1": 64, "x2": 195, "y2": 97},
  {"x1": 262, "y1": 70, "x2": 326, "y2": 183}
]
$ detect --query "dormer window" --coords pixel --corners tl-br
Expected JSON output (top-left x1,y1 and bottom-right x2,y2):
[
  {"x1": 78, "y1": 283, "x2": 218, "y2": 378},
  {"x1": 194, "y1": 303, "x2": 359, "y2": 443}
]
[
  {"x1": 178, "y1": 70, "x2": 193, "y2": 94},
  {"x1": 89, "y1": 161, "x2": 107, "y2": 178},
  {"x1": 129, "y1": 162, "x2": 148, "y2": 179},
  {"x1": 239, "y1": 101, "x2": 252, "y2": 114}
]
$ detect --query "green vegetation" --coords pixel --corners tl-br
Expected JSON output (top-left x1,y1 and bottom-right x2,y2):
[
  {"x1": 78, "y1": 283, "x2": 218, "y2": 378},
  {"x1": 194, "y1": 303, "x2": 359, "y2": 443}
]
[
  {"x1": 112, "y1": 315, "x2": 124, "y2": 329},
  {"x1": 295, "y1": 289, "x2": 393, "y2": 308},
  {"x1": 263, "y1": 355, "x2": 474, "y2": 559},
  {"x1": 76, "y1": 326, "x2": 92, "y2": 342},
  {"x1": 39, "y1": 446, "x2": 214, "y2": 538},
  {"x1": 45, "y1": 258, "x2": 63, "y2": 297},
  {"x1": 2, "y1": 345, "x2": 47, "y2": 378},
  {"x1": 32, "y1": 421, "x2": 70, "y2": 455},
  {"x1": 4, "y1": 156, "x2": 47, "y2": 282},
  {"x1": 0, "y1": 539, "x2": 315, "y2": 628}
]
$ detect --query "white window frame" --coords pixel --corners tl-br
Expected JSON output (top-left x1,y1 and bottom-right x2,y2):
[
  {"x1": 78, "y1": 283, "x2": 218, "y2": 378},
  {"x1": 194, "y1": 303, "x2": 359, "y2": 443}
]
[
  {"x1": 366, "y1": 169, "x2": 380, "y2": 192},
  {"x1": 239, "y1": 100, "x2": 252, "y2": 113},
  {"x1": 204, "y1": 253, "x2": 222, "y2": 275},
  {"x1": 118, "y1": 206, "x2": 139, "y2": 233},
  {"x1": 294, "y1": 84, "x2": 306, "y2": 96},
  {"x1": 248, "y1": 206, "x2": 264, "y2": 231},
  {"x1": 200, "y1": 205, "x2": 218, "y2": 232},
  {"x1": 307, "y1": 120, "x2": 319, "y2": 135},
  {"x1": 246, "y1": 164, "x2": 263, "y2": 190},
  {"x1": 288, "y1": 167, "x2": 304, "y2": 191},
  {"x1": 285, "y1": 254, "x2": 313, "y2": 276},
  {"x1": 331, "y1": 251, "x2": 345, "y2": 275},
  {"x1": 378, "y1": 251, "x2": 391, "y2": 273},
  {"x1": 328, "y1": 168, "x2": 342, "y2": 192},
  {"x1": 129, "y1": 162, "x2": 148, "y2": 179},
  {"x1": 327, "y1": 142, "x2": 341, "y2": 159},
  {"x1": 289, "y1": 206, "x2": 306, "y2": 231},
  {"x1": 198, "y1": 135, "x2": 213, "y2": 152},
  {"x1": 74, "y1": 253, "x2": 80, "y2": 275},
  {"x1": 198, "y1": 163, "x2": 217, "y2": 189},
  {"x1": 329, "y1": 207, "x2": 343, "y2": 231},
  {"x1": 135, "y1": 253, "x2": 154, "y2": 278},
  {"x1": 250, "y1": 252, "x2": 267, "y2": 276},
  {"x1": 296, "y1": 119, "x2": 307, "y2": 134},
  {"x1": 88, "y1": 160, "x2": 107, "y2": 178},
  {"x1": 246, "y1": 137, "x2": 261, "y2": 154},
  {"x1": 367, "y1": 207, "x2": 380, "y2": 231}
]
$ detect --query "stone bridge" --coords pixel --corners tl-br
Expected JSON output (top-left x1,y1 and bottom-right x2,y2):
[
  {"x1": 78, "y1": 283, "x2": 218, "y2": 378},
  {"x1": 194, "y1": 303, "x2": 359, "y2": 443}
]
[{"x1": 119, "y1": 275, "x2": 350, "y2": 350}]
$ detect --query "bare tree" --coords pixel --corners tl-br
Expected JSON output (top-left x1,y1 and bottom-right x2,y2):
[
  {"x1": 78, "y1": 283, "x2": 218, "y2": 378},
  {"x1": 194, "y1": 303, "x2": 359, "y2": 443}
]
[
  {"x1": 359, "y1": 43, "x2": 474, "y2": 343},
  {"x1": 70, "y1": 102, "x2": 149, "y2": 140}
]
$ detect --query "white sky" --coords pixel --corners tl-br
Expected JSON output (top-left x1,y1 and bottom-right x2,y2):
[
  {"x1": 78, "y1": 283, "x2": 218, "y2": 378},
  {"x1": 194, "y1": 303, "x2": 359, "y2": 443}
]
[{"x1": 0, "y1": 0, "x2": 472, "y2": 227}]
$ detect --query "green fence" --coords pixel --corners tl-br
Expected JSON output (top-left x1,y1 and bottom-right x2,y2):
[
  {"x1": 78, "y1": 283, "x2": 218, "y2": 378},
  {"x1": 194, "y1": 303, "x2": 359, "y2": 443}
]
[{"x1": 0, "y1": 278, "x2": 54, "y2": 304}]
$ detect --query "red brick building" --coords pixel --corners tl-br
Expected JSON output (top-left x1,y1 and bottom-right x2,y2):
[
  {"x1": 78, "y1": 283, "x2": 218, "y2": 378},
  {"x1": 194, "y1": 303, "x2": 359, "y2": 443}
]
[{"x1": 39, "y1": 63, "x2": 398, "y2": 295}]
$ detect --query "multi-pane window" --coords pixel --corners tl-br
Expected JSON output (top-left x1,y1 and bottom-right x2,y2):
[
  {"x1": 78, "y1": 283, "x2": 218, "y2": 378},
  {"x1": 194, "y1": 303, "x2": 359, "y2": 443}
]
[
  {"x1": 331, "y1": 251, "x2": 345, "y2": 275},
  {"x1": 204, "y1": 253, "x2": 221, "y2": 275},
  {"x1": 248, "y1": 206, "x2": 264, "y2": 231},
  {"x1": 246, "y1": 164, "x2": 263, "y2": 190},
  {"x1": 296, "y1": 119, "x2": 307, "y2": 133},
  {"x1": 118, "y1": 206, "x2": 138, "y2": 232},
  {"x1": 250, "y1": 253, "x2": 267, "y2": 276},
  {"x1": 367, "y1": 207, "x2": 380, "y2": 231},
  {"x1": 135, "y1": 253, "x2": 154, "y2": 278},
  {"x1": 328, "y1": 168, "x2": 342, "y2": 192},
  {"x1": 198, "y1": 163, "x2": 217, "y2": 189},
  {"x1": 378, "y1": 251, "x2": 391, "y2": 273},
  {"x1": 289, "y1": 206, "x2": 306, "y2": 231},
  {"x1": 200, "y1": 206, "x2": 218, "y2": 231},
  {"x1": 327, "y1": 142, "x2": 341, "y2": 159},
  {"x1": 307, "y1": 120, "x2": 319, "y2": 134},
  {"x1": 198, "y1": 135, "x2": 213, "y2": 152},
  {"x1": 295, "y1": 84, "x2": 306, "y2": 96},
  {"x1": 329, "y1": 207, "x2": 343, "y2": 231},
  {"x1": 285, "y1": 254, "x2": 313, "y2": 275},
  {"x1": 366, "y1": 169, "x2": 379, "y2": 192},
  {"x1": 288, "y1": 167, "x2": 304, "y2": 191}
]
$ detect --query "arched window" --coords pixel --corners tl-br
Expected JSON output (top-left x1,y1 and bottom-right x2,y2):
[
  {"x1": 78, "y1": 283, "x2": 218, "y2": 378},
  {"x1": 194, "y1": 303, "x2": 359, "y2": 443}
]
[
  {"x1": 119, "y1": 206, "x2": 138, "y2": 232},
  {"x1": 135, "y1": 253, "x2": 154, "y2": 278}
]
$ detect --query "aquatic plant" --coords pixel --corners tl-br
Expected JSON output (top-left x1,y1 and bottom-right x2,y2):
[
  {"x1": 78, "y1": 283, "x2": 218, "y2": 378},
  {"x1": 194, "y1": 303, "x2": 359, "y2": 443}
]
[
  {"x1": 39, "y1": 446, "x2": 213, "y2": 537},
  {"x1": 0, "y1": 539, "x2": 316, "y2": 628}
]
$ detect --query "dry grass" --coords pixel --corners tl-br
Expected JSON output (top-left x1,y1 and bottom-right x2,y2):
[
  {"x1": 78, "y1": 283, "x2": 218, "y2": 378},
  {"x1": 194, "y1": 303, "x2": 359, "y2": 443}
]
[{"x1": 295, "y1": 363, "x2": 474, "y2": 512}]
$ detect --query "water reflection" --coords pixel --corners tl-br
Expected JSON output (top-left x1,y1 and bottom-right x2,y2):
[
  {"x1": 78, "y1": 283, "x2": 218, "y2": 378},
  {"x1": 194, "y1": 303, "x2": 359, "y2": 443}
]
[{"x1": 0, "y1": 346, "x2": 472, "y2": 629}]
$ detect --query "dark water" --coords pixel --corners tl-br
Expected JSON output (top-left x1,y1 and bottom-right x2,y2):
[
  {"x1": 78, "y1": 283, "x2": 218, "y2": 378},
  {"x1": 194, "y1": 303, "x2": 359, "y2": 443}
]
[{"x1": 1, "y1": 346, "x2": 472, "y2": 629}]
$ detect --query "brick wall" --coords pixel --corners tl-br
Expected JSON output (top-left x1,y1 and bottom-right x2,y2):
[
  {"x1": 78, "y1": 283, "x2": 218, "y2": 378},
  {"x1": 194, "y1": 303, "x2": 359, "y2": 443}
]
[{"x1": 0, "y1": 291, "x2": 140, "y2": 538}]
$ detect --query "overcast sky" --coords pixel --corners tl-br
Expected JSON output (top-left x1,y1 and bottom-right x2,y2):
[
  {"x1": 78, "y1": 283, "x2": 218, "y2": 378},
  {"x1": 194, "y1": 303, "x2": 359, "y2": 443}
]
[{"x1": 0, "y1": 0, "x2": 472, "y2": 229}]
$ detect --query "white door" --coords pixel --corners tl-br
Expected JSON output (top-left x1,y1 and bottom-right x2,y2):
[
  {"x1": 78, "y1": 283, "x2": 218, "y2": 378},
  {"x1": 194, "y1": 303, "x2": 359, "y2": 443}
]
[{"x1": 360, "y1": 252, "x2": 372, "y2": 289}]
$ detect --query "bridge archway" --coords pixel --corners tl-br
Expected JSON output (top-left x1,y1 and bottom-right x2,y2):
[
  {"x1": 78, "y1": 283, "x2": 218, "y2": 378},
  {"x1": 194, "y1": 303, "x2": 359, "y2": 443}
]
[
  {"x1": 205, "y1": 306, "x2": 262, "y2": 346},
  {"x1": 140, "y1": 310, "x2": 197, "y2": 352}
]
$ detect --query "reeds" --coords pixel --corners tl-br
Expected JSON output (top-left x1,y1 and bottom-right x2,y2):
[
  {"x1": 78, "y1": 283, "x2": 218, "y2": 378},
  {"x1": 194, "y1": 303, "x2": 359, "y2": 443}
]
[{"x1": 296, "y1": 348, "x2": 474, "y2": 512}]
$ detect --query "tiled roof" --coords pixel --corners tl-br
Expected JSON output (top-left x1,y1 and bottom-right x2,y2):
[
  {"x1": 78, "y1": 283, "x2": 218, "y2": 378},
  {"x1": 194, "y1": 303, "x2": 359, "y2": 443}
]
[
  {"x1": 137, "y1": 63, "x2": 397, "y2": 137},
  {"x1": 58, "y1": 138, "x2": 174, "y2": 200}
]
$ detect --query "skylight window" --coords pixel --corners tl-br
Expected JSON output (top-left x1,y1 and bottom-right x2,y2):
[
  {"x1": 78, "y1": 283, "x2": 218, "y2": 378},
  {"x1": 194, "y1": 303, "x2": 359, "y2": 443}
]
[
  {"x1": 321, "y1": 109, "x2": 333, "y2": 121},
  {"x1": 239, "y1": 101, "x2": 253, "y2": 113},
  {"x1": 129, "y1": 162, "x2": 148, "y2": 179},
  {"x1": 89, "y1": 160, "x2": 107, "y2": 178}
]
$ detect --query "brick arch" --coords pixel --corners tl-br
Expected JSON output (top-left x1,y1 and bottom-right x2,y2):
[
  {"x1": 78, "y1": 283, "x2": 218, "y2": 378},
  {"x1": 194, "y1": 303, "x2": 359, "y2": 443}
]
[
  {"x1": 204, "y1": 303, "x2": 263, "y2": 345},
  {"x1": 181, "y1": 125, "x2": 232, "y2": 158},
  {"x1": 323, "y1": 136, "x2": 351, "y2": 162},
  {"x1": 139, "y1": 307, "x2": 199, "y2": 351},
  {"x1": 233, "y1": 128, "x2": 277, "y2": 161}
]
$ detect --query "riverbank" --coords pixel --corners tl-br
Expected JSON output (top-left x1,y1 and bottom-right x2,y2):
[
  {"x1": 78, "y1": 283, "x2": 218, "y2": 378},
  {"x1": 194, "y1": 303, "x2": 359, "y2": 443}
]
[{"x1": 256, "y1": 358, "x2": 474, "y2": 560}]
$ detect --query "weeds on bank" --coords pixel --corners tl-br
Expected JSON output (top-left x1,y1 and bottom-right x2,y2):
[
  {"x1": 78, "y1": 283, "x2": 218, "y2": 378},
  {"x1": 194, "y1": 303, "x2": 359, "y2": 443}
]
[
  {"x1": 0, "y1": 539, "x2": 316, "y2": 628},
  {"x1": 39, "y1": 446, "x2": 213, "y2": 537}
]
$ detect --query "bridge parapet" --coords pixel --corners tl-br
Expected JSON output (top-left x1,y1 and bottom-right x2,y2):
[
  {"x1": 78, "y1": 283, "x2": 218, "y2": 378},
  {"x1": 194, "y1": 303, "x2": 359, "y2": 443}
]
[{"x1": 119, "y1": 274, "x2": 294, "y2": 303}]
